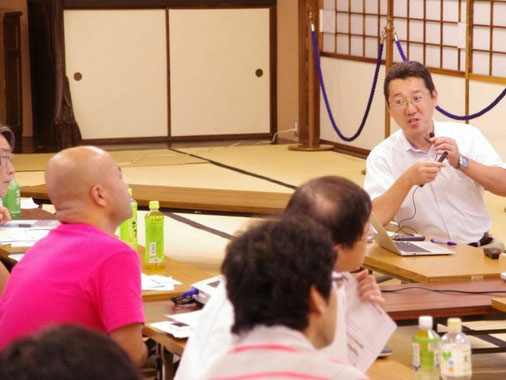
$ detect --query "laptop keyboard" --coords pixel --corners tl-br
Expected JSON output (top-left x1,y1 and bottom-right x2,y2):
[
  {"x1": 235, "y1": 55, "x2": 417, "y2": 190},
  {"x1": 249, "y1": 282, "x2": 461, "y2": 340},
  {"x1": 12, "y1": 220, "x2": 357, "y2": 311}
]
[{"x1": 394, "y1": 241, "x2": 429, "y2": 253}]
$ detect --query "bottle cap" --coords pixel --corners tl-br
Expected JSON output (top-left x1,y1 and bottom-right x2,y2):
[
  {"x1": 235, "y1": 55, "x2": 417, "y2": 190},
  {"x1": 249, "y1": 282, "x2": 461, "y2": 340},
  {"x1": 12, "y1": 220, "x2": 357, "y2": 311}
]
[
  {"x1": 149, "y1": 200, "x2": 159, "y2": 210},
  {"x1": 447, "y1": 318, "x2": 462, "y2": 333},
  {"x1": 419, "y1": 315, "x2": 433, "y2": 329},
  {"x1": 127, "y1": 188, "x2": 133, "y2": 196}
]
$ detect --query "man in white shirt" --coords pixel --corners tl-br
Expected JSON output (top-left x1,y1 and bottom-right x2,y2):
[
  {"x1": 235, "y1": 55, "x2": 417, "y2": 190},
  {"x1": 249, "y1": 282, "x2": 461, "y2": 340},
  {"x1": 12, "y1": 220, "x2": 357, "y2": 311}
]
[
  {"x1": 176, "y1": 176, "x2": 383, "y2": 379},
  {"x1": 205, "y1": 217, "x2": 367, "y2": 380},
  {"x1": 364, "y1": 61, "x2": 506, "y2": 245}
]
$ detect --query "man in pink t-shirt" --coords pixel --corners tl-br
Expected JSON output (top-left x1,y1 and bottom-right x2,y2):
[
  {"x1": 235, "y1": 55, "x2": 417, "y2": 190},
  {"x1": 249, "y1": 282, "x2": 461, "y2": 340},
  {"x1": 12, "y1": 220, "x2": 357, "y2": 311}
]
[{"x1": 0, "y1": 146, "x2": 147, "y2": 366}]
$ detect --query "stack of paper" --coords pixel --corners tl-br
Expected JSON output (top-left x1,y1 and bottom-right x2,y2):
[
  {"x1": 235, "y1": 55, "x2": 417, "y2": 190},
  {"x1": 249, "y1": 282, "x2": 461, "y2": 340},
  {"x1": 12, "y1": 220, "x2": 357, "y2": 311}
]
[
  {"x1": 141, "y1": 274, "x2": 182, "y2": 291},
  {"x1": 150, "y1": 310, "x2": 203, "y2": 338}
]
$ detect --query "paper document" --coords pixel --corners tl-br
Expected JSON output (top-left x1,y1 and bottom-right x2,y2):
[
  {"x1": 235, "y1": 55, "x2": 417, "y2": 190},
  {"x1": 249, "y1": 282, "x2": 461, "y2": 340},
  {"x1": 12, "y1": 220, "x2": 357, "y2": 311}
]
[
  {"x1": 4, "y1": 220, "x2": 60, "y2": 229},
  {"x1": 342, "y1": 272, "x2": 397, "y2": 372},
  {"x1": 7, "y1": 253, "x2": 25, "y2": 262},
  {"x1": 20, "y1": 198, "x2": 39, "y2": 210},
  {"x1": 150, "y1": 310, "x2": 203, "y2": 338},
  {"x1": 0, "y1": 228, "x2": 51, "y2": 244},
  {"x1": 141, "y1": 274, "x2": 182, "y2": 291},
  {"x1": 191, "y1": 275, "x2": 223, "y2": 304}
]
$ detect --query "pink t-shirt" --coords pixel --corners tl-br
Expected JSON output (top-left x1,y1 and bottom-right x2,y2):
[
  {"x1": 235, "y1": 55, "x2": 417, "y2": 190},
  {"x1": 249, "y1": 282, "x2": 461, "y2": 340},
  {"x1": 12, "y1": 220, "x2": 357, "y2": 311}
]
[{"x1": 0, "y1": 223, "x2": 145, "y2": 350}]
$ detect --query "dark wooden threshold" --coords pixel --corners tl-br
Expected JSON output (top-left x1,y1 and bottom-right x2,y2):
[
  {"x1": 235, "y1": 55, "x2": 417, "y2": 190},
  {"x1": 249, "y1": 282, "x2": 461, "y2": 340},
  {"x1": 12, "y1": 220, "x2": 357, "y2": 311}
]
[{"x1": 319, "y1": 139, "x2": 370, "y2": 159}]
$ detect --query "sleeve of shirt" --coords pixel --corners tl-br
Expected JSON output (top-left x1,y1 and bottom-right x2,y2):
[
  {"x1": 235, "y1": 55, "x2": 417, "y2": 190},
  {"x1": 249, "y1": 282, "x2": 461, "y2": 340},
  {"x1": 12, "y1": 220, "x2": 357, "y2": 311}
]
[
  {"x1": 467, "y1": 127, "x2": 506, "y2": 169},
  {"x1": 176, "y1": 282, "x2": 234, "y2": 380},
  {"x1": 364, "y1": 149, "x2": 395, "y2": 201},
  {"x1": 94, "y1": 248, "x2": 145, "y2": 333}
]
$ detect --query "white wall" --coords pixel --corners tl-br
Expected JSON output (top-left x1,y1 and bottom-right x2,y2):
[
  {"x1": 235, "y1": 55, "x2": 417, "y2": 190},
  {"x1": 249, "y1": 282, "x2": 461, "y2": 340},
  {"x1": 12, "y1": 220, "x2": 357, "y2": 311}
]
[{"x1": 319, "y1": 60, "x2": 506, "y2": 159}]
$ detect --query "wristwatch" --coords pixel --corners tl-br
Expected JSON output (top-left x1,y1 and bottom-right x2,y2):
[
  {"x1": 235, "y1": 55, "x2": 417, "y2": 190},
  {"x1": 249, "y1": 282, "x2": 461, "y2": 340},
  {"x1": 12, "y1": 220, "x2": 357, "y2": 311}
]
[{"x1": 458, "y1": 155, "x2": 469, "y2": 170}]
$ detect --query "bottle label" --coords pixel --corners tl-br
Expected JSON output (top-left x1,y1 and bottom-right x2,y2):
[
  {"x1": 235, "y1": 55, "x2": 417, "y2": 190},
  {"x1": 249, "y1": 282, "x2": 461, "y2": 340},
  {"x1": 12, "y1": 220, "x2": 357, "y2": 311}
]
[
  {"x1": 149, "y1": 242, "x2": 157, "y2": 257},
  {"x1": 441, "y1": 346, "x2": 472, "y2": 376},
  {"x1": 413, "y1": 343, "x2": 421, "y2": 368}
]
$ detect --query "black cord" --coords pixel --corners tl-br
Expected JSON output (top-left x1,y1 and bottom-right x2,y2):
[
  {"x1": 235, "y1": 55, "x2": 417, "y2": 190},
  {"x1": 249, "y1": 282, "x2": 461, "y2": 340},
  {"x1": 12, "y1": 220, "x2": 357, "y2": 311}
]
[
  {"x1": 382, "y1": 286, "x2": 506, "y2": 295},
  {"x1": 394, "y1": 186, "x2": 420, "y2": 235}
]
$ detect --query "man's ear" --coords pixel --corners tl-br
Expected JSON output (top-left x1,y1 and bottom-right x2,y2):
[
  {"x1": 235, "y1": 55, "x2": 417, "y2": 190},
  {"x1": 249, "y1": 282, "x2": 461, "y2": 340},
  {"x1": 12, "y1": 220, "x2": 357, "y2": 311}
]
[
  {"x1": 89, "y1": 184, "x2": 107, "y2": 207},
  {"x1": 431, "y1": 89, "x2": 438, "y2": 106},
  {"x1": 308, "y1": 286, "x2": 326, "y2": 317}
]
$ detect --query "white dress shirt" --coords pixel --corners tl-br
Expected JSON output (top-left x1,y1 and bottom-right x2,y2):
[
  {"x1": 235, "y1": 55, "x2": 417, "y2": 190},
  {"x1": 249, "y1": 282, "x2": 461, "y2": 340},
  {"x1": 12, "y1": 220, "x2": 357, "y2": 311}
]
[
  {"x1": 176, "y1": 279, "x2": 348, "y2": 380},
  {"x1": 364, "y1": 120, "x2": 506, "y2": 244}
]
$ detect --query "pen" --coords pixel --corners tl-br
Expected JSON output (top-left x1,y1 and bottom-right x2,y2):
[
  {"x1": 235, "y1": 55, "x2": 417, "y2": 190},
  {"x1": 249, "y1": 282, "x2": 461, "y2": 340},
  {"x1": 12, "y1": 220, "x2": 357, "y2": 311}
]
[
  {"x1": 430, "y1": 238, "x2": 457, "y2": 246},
  {"x1": 180, "y1": 288, "x2": 199, "y2": 297}
]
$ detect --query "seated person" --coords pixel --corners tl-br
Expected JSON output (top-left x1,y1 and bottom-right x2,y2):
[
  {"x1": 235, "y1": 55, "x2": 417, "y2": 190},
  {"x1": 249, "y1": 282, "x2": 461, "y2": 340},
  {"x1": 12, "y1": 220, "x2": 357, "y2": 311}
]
[
  {"x1": 0, "y1": 324, "x2": 142, "y2": 380},
  {"x1": 364, "y1": 61, "x2": 506, "y2": 245},
  {"x1": 176, "y1": 176, "x2": 381, "y2": 379},
  {"x1": 0, "y1": 146, "x2": 147, "y2": 366},
  {"x1": 205, "y1": 217, "x2": 367, "y2": 380},
  {"x1": 0, "y1": 124, "x2": 16, "y2": 296}
]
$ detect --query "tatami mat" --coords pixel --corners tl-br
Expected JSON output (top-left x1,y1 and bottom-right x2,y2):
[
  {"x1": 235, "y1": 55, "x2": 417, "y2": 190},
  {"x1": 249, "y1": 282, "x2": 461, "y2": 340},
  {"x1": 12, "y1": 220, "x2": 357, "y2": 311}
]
[
  {"x1": 13, "y1": 149, "x2": 204, "y2": 172},
  {"x1": 178, "y1": 144, "x2": 367, "y2": 186}
]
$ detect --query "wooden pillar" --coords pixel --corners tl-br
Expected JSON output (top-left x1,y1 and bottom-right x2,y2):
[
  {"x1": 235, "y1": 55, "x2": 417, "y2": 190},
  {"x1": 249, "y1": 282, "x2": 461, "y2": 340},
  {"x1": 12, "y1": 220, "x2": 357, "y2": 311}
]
[{"x1": 291, "y1": 0, "x2": 332, "y2": 151}]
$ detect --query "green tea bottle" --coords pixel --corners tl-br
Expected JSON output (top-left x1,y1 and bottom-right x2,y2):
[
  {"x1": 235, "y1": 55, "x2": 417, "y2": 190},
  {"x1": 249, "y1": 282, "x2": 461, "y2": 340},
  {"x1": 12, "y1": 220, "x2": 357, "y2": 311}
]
[
  {"x1": 2, "y1": 177, "x2": 21, "y2": 219},
  {"x1": 144, "y1": 200, "x2": 164, "y2": 270},
  {"x1": 119, "y1": 188, "x2": 138, "y2": 249}
]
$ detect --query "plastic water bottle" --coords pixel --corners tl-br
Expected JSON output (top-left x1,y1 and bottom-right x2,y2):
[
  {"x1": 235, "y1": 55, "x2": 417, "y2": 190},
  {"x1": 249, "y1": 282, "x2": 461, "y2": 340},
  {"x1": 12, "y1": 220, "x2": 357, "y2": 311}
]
[
  {"x1": 2, "y1": 177, "x2": 21, "y2": 219},
  {"x1": 119, "y1": 188, "x2": 138, "y2": 249},
  {"x1": 413, "y1": 315, "x2": 441, "y2": 380},
  {"x1": 144, "y1": 200, "x2": 164, "y2": 270},
  {"x1": 440, "y1": 318, "x2": 472, "y2": 380}
]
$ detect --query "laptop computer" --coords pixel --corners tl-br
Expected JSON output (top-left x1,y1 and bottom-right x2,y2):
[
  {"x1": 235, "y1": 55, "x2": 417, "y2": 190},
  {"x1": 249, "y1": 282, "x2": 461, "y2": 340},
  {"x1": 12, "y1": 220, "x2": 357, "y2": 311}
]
[{"x1": 370, "y1": 214, "x2": 454, "y2": 256}]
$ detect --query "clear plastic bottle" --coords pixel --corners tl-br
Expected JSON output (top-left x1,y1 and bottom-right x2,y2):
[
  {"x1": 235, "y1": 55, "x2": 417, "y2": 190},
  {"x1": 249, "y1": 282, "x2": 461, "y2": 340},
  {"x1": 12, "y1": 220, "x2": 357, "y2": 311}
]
[
  {"x1": 413, "y1": 315, "x2": 441, "y2": 380},
  {"x1": 119, "y1": 188, "x2": 138, "y2": 249},
  {"x1": 440, "y1": 318, "x2": 472, "y2": 380},
  {"x1": 2, "y1": 177, "x2": 21, "y2": 219},
  {"x1": 144, "y1": 200, "x2": 164, "y2": 270}
]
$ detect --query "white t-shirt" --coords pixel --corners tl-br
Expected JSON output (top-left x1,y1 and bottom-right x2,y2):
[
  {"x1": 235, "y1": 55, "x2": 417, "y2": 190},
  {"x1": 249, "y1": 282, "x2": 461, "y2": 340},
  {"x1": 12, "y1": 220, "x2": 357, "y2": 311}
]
[
  {"x1": 176, "y1": 279, "x2": 348, "y2": 380},
  {"x1": 364, "y1": 120, "x2": 506, "y2": 244}
]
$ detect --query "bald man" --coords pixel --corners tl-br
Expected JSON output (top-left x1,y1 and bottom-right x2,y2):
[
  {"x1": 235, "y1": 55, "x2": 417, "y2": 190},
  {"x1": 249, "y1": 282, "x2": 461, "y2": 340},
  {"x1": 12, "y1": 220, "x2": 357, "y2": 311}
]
[
  {"x1": 0, "y1": 124, "x2": 16, "y2": 296},
  {"x1": 0, "y1": 146, "x2": 146, "y2": 366}
]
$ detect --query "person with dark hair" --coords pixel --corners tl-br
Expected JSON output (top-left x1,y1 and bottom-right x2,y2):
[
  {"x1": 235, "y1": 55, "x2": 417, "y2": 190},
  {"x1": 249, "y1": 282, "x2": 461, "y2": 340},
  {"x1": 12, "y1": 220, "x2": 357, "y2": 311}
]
[
  {"x1": 0, "y1": 324, "x2": 142, "y2": 380},
  {"x1": 205, "y1": 218, "x2": 367, "y2": 379},
  {"x1": 365, "y1": 61, "x2": 506, "y2": 245},
  {"x1": 0, "y1": 146, "x2": 147, "y2": 366},
  {"x1": 176, "y1": 176, "x2": 382, "y2": 380},
  {"x1": 0, "y1": 124, "x2": 16, "y2": 297}
]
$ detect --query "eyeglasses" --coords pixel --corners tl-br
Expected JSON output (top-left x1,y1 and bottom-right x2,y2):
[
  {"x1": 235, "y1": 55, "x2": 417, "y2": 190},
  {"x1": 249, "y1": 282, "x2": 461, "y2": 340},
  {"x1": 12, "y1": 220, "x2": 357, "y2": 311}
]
[
  {"x1": 0, "y1": 153, "x2": 13, "y2": 168},
  {"x1": 388, "y1": 94, "x2": 428, "y2": 110}
]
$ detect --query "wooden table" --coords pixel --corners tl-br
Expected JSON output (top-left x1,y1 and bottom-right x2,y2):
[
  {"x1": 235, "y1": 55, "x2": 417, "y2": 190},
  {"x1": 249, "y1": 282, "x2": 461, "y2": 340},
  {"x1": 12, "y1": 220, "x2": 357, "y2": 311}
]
[
  {"x1": 383, "y1": 279, "x2": 506, "y2": 323},
  {"x1": 491, "y1": 297, "x2": 506, "y2": 313},
  {"x1": 0, "y1": 209, "x2": 213, "y2": 301},
  {"x1": 21, "y1": 183, "x2": 291, "y2": 216},
  {"x1": 143, "y1": 301, "x2": 414, "y2": 380},
  {"x1": 364, "y1": 242, "x2": 506, "y2": 283}
]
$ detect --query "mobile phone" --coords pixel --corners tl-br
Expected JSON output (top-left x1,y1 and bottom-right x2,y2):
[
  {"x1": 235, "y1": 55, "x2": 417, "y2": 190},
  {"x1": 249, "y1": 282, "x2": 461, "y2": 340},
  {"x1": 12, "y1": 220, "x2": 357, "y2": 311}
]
[
  {"x1": 484, "y1": 248, "x2": 500, "y2": 259},
  {"x1": 393, "y1": 234, "x2": 425, "y2": 241}
]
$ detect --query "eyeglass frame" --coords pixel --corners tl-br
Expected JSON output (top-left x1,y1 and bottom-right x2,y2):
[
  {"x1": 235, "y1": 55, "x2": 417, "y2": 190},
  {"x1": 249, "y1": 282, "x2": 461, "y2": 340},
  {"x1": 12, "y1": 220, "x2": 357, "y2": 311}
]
[
  {"x1": 388, "y1": 92, "x2": 434, "y2": 111},
  {"x1": 0, "y1": 153, "x2": 13, "y2": 168}
]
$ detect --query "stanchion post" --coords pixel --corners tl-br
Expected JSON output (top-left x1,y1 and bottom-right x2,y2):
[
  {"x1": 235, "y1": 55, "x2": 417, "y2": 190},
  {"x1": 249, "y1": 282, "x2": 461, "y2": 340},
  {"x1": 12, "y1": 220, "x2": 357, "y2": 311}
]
[{"x1": 384, "y1": 0, "x2": 394, "y2": 139}]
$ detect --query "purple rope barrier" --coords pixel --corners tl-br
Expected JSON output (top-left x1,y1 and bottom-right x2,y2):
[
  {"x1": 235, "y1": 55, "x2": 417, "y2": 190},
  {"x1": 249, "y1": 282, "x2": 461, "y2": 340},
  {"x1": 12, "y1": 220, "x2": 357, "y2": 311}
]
[
  {"x1": 394, "y1": 39, "x2": 506, "y2": 121},
  {"x1": 311, "y1": 30, "x2": 383, "y2": 142}
]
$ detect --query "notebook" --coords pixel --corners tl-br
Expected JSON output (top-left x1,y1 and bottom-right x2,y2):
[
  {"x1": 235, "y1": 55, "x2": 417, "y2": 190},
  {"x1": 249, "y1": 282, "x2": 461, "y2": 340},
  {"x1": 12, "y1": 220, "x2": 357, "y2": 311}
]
[{"x1": 370, "y1": 214, "x2": 454, "y2": 256}]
